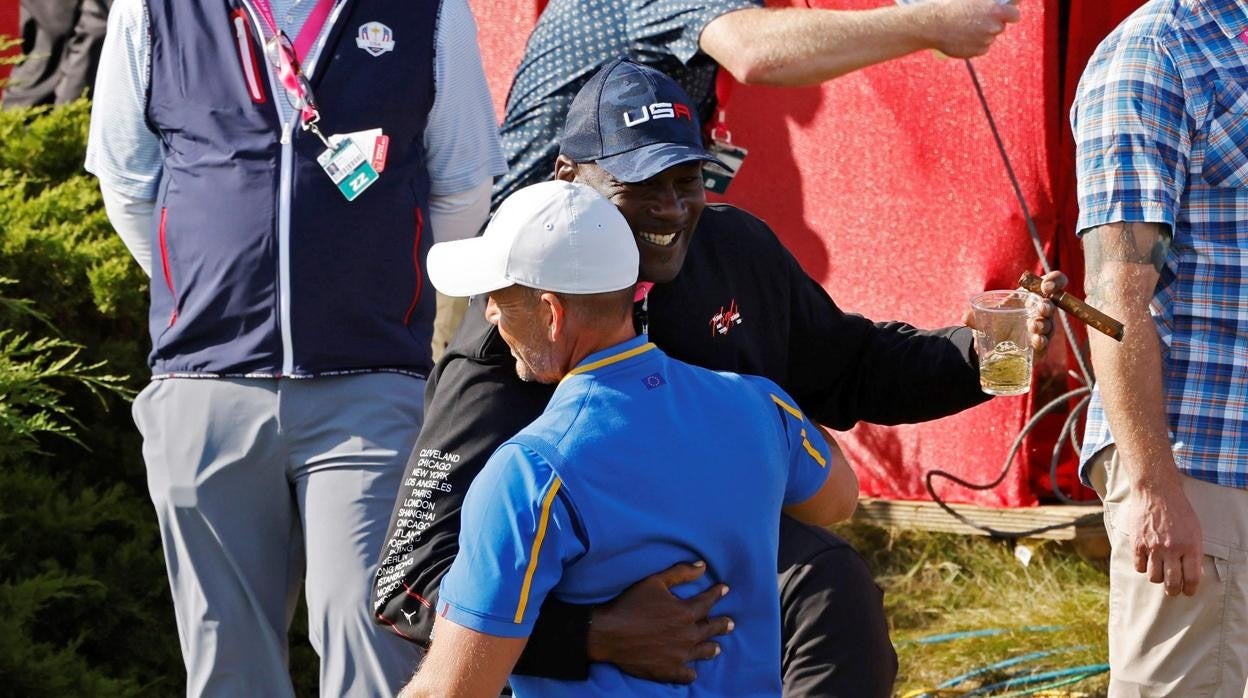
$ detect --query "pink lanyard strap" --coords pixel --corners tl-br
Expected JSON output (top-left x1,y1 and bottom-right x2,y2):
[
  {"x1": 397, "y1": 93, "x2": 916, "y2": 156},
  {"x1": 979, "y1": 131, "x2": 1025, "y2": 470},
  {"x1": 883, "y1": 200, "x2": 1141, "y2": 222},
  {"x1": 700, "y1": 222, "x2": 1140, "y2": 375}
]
[
  {"x1": 243, "y1": 0, "x2": 336, "y2": 132},
  {"x1": 246, "y1": 0, "x2": 335, "y2": 60}
]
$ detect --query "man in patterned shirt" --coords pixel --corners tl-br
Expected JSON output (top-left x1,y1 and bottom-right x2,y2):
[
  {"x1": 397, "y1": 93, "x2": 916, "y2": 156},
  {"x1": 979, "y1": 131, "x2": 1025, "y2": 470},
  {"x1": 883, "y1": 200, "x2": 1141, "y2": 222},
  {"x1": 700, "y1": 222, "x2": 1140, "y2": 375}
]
[{"x1": 1072, "y1": 1, "x2": 1248, "y2": 694}]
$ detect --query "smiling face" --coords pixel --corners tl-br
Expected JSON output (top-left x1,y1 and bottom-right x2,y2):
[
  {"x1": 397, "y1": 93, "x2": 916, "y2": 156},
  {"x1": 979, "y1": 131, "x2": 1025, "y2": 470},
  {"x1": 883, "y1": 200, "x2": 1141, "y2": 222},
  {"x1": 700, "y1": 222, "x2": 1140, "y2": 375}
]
[{"x1": 558, "y1": 158, "x2": 706, "y2": 284}]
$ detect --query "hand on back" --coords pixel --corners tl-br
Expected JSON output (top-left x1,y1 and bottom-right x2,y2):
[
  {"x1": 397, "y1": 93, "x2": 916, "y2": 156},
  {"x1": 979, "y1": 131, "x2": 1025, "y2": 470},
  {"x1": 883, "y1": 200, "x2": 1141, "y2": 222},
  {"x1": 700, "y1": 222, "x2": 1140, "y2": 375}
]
[{"x1": 587, "y1": 561, "x2": 733, "y2": 683}]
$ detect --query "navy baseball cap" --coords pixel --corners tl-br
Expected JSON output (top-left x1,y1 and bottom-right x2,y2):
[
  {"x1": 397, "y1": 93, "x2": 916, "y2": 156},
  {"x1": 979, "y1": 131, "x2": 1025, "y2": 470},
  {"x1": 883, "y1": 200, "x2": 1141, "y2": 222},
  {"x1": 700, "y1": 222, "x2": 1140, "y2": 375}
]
[{"x1": 559, "y1": 58, "x2": 729, "y2": 183}]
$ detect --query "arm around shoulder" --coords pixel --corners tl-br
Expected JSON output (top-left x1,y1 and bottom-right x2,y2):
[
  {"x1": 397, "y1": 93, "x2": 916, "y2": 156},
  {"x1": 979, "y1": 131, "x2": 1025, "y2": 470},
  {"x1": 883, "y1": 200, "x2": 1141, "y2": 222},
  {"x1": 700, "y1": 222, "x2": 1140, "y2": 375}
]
[{"x1": 765, "y1": 384, "x2": 858, "y2": 526}]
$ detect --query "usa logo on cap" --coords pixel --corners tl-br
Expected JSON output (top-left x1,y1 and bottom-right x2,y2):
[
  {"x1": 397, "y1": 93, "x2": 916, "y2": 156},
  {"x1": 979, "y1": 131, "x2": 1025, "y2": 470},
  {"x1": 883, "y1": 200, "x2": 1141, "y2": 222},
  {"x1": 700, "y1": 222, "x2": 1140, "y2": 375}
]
[{"x1": 356, "y1": 22, "x2": 395, "y2": 56}]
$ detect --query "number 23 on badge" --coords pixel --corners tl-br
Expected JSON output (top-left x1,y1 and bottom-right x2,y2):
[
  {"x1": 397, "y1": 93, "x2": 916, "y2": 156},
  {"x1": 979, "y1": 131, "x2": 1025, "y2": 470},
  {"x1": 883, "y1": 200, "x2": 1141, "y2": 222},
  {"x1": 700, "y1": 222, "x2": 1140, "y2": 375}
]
[{"x1": 317, "y1": 137, "x2": 379, "y2": 202}]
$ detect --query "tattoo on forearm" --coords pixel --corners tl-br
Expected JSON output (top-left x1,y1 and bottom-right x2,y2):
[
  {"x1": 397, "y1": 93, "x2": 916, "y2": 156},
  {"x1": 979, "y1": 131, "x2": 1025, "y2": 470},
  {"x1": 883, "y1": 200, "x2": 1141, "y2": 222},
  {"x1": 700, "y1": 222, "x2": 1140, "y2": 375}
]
[{"x1": 1082, "y1": 223, "x2": 1171, "y2": 301}]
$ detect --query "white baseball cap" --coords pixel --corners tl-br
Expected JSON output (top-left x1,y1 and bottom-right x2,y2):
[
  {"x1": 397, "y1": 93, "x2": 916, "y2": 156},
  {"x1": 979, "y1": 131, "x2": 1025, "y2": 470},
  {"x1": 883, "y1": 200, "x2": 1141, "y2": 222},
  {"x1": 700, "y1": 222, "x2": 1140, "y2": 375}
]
[{"x1": 427, "y1": 180, "x2": 639, "y2": 297}]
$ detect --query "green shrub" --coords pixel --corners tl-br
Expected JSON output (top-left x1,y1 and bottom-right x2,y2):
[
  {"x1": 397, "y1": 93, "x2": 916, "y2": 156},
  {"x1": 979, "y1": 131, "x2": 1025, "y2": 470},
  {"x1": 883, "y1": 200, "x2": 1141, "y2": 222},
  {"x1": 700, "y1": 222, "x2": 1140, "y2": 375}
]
[
  {"x1": 0, "y1": 283, "x2": 166, "y2": 696},
  {"x1": 0, "y1": 100, "x2": 323, "y2": 697},
  {"x1": 0, "y1": 99, "x2": 183, "y2": 696}
]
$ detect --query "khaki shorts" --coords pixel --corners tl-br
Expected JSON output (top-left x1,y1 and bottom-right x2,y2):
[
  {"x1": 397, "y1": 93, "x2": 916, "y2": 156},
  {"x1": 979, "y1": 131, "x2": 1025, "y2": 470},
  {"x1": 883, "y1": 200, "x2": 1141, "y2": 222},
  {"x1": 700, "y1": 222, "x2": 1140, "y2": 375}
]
[
  {"x1": 431, "y1": 292, "x2": 469, "y2": 363},
  {"x1": 1089, "y1": 447, "x2": 1248, "y2": 697}
]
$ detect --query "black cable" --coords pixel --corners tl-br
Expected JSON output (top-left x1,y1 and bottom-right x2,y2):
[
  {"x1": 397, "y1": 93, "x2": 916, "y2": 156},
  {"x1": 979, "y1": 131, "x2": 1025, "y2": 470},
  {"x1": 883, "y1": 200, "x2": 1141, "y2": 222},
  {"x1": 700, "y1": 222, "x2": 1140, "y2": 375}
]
[{"x1": 925, "y1": 387, "x2": 1102, "y2": 539}]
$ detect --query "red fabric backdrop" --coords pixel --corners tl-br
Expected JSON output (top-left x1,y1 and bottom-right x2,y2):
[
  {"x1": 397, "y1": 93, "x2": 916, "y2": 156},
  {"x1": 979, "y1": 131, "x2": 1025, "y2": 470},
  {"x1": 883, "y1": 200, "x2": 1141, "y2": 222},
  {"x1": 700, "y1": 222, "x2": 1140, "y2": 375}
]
[
  {"x1": 468, "y1": 0, "x2": 1145, "y2": 507},
  {"x1": 1, "y1": 0, "x2": 19, "y2": 95},
  {"x1": 0, "y1": 0, "x2": 1148, "y2": 506}
]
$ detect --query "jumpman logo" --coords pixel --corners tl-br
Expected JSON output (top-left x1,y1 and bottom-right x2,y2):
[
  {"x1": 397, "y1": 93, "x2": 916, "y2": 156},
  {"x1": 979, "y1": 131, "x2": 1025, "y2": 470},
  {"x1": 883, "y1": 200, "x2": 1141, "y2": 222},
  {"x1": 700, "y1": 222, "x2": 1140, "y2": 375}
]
[{"x1": 401, "y1": 608, "x2": 418, "y2": 625}]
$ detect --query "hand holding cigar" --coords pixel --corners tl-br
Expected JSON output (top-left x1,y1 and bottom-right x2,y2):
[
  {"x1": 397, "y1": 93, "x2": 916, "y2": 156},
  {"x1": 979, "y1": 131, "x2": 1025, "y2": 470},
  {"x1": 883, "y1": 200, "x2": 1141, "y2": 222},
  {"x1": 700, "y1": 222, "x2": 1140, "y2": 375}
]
[{"x1": 1018, "y1": 271, "x2": 1124, "y2": 342}]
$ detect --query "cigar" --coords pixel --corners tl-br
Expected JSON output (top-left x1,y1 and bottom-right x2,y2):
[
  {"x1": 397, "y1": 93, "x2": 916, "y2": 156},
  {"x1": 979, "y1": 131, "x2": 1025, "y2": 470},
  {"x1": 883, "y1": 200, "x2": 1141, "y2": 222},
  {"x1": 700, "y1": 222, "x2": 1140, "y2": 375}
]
[{"x1": 1018, "y1": 271, "x2": 1124, "y2": 342}]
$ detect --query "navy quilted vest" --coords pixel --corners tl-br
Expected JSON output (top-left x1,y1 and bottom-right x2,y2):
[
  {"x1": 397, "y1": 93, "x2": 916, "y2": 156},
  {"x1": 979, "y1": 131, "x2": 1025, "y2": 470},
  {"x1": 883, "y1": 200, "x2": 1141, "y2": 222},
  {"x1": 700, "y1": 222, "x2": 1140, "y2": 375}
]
[{"x1": 145, "y1": 0, "x2": 439, "y2": 377}]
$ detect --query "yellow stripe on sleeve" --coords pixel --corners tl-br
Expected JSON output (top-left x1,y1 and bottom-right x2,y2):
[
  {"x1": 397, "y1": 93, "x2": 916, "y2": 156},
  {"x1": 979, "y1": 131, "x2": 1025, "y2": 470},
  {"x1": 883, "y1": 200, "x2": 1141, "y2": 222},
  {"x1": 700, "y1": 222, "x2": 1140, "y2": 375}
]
[
  {"x1": 514, "y1": 477, "x2": 563, "y2": 624},
  {"x1": 800, "y1": 428, "x2": 828, "y2": 468},
  {"x1": 772, "y1": 394, "x2": 826, "y2": 468},
  {"x1": 770, "y1": 393, "x2": 804, "y2": 421}
]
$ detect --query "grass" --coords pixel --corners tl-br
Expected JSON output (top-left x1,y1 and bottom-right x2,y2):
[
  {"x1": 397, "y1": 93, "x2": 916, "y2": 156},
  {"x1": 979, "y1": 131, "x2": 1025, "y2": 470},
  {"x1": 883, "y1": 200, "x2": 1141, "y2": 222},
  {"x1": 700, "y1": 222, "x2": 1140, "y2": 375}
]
[{"x1": 832, "y1": 523, "x2": 1110, "y2": 697}]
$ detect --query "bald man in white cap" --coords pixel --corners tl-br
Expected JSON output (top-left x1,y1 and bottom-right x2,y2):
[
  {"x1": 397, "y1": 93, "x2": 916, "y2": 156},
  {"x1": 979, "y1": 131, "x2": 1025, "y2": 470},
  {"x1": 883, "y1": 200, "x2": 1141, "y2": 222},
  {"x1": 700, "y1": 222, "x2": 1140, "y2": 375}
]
[{"x1": 399, "y1": 180, "x2": 857, "y2": 698}]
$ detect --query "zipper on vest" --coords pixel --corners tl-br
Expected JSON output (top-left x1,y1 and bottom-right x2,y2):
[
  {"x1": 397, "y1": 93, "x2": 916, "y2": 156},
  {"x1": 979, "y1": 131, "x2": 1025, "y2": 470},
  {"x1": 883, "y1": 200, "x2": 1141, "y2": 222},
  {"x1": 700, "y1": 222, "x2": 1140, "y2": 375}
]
[
  {"x1": 237, "y1": 0, "x2": 296, "y2": 374},
  {"x1": 239, "y1": 0, "x2": 349, "y2": 376},
  {"x1": 278, "y1": 124, "x2": 295, "y2": 375}
]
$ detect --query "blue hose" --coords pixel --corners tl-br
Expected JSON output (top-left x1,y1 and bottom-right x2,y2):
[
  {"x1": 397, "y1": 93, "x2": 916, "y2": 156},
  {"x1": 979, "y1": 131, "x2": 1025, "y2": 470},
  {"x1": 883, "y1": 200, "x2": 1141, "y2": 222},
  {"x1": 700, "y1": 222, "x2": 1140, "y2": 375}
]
[
  {"x1": 993, "y1": 670, "x2": 1107, "y2": 697},
  {"x1": 904, "y1": 625, "x2": 1065, "y2": 646},
  {"x1": 937, "y1": 647, "x2": 1089, "y2": 689},
  {"x1": 965, "y1": 664, "x2": 1110, "y2": 695}
]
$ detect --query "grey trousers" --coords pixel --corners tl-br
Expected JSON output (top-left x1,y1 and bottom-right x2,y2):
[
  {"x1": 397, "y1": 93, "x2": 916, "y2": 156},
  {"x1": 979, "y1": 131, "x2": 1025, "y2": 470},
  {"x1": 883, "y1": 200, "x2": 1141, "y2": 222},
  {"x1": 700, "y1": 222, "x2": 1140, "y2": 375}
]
[{"x1": 134, "y1": 374, "x2": 425, "y2": 697}]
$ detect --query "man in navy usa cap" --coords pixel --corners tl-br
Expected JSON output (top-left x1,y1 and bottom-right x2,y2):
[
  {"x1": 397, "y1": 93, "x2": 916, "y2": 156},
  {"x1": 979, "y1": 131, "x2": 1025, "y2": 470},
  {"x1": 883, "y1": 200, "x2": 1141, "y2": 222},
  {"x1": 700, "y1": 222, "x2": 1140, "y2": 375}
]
[
  {"x1": 399, "y1": 179, "x2": 857, "y2": 697},
  {"x1": 376, "y1": 60, "x2": 1066, "y2": 696}
]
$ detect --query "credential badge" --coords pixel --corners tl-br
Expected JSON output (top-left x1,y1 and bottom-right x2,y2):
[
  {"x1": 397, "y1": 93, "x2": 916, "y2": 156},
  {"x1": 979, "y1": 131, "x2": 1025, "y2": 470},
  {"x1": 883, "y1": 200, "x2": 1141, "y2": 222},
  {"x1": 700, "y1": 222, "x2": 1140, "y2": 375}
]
[{"x1": 356, "y1": 22, "x2": 395, "y2": 56}]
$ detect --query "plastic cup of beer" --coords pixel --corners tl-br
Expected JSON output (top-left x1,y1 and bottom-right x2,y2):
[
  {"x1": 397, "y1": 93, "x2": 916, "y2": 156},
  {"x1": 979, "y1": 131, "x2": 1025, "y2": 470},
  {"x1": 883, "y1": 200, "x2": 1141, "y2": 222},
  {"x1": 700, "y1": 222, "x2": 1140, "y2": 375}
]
[{"x1": 970, "y1": 290, "x2": 1035, "y2": 396}]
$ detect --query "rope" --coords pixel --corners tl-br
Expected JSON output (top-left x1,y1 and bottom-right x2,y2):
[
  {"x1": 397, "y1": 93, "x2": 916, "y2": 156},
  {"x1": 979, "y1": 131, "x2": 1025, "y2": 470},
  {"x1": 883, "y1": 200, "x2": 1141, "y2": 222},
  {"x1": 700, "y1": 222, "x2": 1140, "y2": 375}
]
[
  {"x1": 937, "y1": 647, "x2": 1088, "y2": 689},
  {"x1": 925, "y1": 386, "x2": 1102, "y2": 539}
]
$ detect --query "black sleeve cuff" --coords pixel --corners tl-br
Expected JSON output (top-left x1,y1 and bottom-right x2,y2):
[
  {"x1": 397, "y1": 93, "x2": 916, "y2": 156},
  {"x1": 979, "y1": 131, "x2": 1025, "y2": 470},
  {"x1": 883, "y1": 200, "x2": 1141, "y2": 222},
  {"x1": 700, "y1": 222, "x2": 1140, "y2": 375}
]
[{"x1": 511, "y1": 597, "x2": 593, "y2": 679}]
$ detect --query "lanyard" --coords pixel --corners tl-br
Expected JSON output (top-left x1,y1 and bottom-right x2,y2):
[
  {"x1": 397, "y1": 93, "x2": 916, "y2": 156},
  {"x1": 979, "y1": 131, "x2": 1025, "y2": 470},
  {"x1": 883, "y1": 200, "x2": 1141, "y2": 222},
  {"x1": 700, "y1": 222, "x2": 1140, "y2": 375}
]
[
  {"x1": 708, "y1": 67, "x2": 736, "y2": 143},
  {"x1": 242, "y1": 0, "x2": 337, "y2": 143},
  {"x1": 247, "y1": 0, "x2": 336, "y2": 60}
]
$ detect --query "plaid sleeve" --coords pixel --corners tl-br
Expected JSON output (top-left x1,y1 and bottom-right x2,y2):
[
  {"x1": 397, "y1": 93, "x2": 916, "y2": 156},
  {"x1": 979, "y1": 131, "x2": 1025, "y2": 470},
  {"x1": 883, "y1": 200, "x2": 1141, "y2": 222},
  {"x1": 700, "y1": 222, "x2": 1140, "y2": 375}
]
[{"x1": 1071, "y1": 35, "x2": 1189, "y2": 234}]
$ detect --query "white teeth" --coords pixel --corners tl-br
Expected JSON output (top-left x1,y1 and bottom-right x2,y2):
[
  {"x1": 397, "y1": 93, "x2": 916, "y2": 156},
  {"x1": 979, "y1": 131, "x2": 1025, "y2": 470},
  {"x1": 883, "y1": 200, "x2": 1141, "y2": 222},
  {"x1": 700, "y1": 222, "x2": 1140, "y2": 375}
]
[{"x1": 638, "y1": 231, "x2": 678, "y2": 247}]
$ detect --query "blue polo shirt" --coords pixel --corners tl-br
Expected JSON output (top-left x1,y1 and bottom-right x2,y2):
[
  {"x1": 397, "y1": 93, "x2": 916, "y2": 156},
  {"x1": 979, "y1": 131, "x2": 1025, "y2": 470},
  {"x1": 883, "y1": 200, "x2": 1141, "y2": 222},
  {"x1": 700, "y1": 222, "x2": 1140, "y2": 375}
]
[{"x1": 439, "y1": 335, "x2": 832, "y2": 696}]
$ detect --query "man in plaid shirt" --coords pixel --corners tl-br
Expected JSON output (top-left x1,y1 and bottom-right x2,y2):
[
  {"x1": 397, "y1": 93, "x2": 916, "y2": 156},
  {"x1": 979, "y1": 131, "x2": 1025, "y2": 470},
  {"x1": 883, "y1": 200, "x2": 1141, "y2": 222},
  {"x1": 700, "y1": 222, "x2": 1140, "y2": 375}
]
[{"x1": 1072, "y1": 0, "x2": 1248, "y2": 694}]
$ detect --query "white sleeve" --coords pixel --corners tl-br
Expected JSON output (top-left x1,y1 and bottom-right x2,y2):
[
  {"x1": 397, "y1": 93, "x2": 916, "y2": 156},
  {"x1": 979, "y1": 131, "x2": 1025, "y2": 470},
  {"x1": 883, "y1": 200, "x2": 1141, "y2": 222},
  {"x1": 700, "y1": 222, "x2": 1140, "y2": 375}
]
[
  {"x1": 85, "y1": 0, "x2": 163, "y2": 200},
  {"x1": 100, "y1": 182, "x2": 155, "y2": 277},
  {"x1": 428, "y1": 178, "x2": 491, "y2": 244},
  {"x1": 423, "y1": 0, "x2": 507, "y2": 197}
]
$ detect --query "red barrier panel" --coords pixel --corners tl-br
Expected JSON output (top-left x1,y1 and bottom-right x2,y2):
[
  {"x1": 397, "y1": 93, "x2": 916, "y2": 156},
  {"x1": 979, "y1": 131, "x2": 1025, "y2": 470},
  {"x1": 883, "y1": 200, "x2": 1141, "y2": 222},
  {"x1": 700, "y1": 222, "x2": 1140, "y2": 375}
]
[
  {"x1": 469, "y1": 0, "x2": 1144, "y2": 507},
  {"x1": 468, "y1": 0, "x2": 546, "y2": 117},
  {"x1": 707, "y1": 0, "x2": 1063, "y2": 506},
  {"x1": 0, "y1": 0, "x2": 19, "y2": 97}
]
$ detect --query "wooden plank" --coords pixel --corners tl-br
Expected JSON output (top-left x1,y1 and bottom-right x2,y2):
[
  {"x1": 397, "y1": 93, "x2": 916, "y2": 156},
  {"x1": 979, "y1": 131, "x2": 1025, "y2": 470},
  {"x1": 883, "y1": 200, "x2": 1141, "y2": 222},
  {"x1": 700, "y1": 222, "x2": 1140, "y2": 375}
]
[{"x1": 853, "y1": 497, "x2": 1105, "y2": 543}]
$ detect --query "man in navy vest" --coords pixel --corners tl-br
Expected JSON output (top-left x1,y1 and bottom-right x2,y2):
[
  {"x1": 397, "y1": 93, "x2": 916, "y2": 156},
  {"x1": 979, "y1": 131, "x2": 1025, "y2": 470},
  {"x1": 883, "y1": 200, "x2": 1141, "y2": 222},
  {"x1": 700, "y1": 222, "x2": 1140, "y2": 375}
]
[{"x1": 85, "y1": 0, "x2": 505, "y2": 695}]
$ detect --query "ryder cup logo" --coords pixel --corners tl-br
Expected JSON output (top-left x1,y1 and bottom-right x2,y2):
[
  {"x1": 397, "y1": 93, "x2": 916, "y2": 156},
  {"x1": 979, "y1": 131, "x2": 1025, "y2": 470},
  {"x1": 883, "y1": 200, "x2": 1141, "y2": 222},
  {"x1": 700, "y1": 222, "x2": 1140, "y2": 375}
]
[{"x1": 356, "y1": 22, "x2": 395, "y2": 56}]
